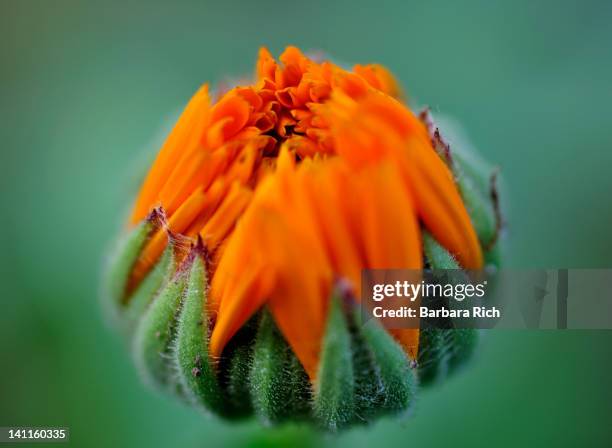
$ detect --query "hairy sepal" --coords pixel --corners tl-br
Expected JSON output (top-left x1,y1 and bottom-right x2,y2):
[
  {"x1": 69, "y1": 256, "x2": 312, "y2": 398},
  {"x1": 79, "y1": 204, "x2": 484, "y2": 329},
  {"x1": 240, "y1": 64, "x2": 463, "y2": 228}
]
[
  {"x1": 313, "y1": 296, "x2": 354, "y2": 431},
  {"x1": 420, "y1": 233, "x2": 480, "y2": 385},
  {"x1": 101, "y1": 218, "x2": 153, "y2": 325},
  {"x1": 250, "y1": 310, "x2": 311, "y2": 425},
  {"x1": 357, "y1": 316, "x2": 417, "y2": 419},
  {"x1": 173, "y1": 252, "x2": 225, "y2": 414},
  {"x1": 132, "y1": 256, "x2": 186, "y2": 393}
]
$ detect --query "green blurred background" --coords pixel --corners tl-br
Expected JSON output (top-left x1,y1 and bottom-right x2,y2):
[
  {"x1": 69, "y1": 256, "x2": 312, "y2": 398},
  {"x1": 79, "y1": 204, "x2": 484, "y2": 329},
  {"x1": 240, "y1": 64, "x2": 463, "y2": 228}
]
[{"x1": 1, "y1": 0, "x2": 611, "y2": 446}]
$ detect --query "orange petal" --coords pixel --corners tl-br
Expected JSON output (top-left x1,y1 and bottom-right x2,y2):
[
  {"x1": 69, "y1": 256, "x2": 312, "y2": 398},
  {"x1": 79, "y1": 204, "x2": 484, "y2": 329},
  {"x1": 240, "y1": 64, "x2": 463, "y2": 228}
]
[
  {"x1": 206, "y1": 93, "x2": 251, "y2": 148},
  {"x1": 209, "y1": 206, "x2": 280, "y2": 358},
  {"x1": 355, "y1": 162, "x2": 422, "y2": 270},
  {"x1": 130, "y1": 84, "x2": 210, "y2": 224},
  {"x1": 353, "y1": 63, "x2": 402, "y2": 98},
  {"x1": 404, "y1": 136, "x2": 483, "y2": 269},
  {"x1": 224, "y1": 143, "x2": 259, "y2": 186},
  {"x1": 209, "y1": 263, "x2": 276, "y2": 360},
  {"x1": 200, "y1": 182, "x2": 253, "y2": 251},
  {"x1": 157, "y1": 147, "x2": 209, "y2": 216},
  {"x1": 184, "y1": 179, "x2": 228, "y2": 237},
  {"x1": 256, "y1": 47, "x2": 277, "y2": 83}
]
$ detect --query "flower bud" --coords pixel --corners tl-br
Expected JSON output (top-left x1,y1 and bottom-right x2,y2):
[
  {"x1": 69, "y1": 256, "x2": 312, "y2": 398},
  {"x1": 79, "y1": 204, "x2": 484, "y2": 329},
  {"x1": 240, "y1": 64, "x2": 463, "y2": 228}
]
[{"x1": 102, "y1": 46, "x2": 503, "y2": 431}]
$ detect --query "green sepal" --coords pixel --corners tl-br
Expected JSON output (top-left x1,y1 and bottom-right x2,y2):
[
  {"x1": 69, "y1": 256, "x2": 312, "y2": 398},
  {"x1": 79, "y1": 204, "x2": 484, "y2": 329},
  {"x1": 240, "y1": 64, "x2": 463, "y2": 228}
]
[
  {"x1": 417, "y1": 328, "x2": 479, "y2": 386},
  {"x1": 357, "y1": 317, "x2": 417, "y2": 418},
  {"x1": 484, "y1": 241, "x2": 502, "y2": 268},
  {"x1": 416, "y1": 328, "x2": 446, "y2": 385},
  {"x1": 173, "y1": 252, "x2": 225, "y2": 414},
  {"x1": 224, "y1": 343, "x2": 254, "y2": 419},
  {"x1": 284, "y1": 354, "x2": 313, "y2": 418},
  {"x1": 216, "y1": 314, "x2": 260, "y2": 419},
  {"x1": 455, "y1": 162, "x2": 498, "y2": 252},
  {"x1": 345, "y1": 313, "x2": 383, "y2": 423},
  {"x1": 132, "y1": 258, "x2": 186, "y2": 392},
  {"x1": 446, "y1": 328, "x2": 479, "y2": 371},
  {"x1": 250, "y1": 310, "x2": 311, "y2": 425},
  {"x1": 101, "y1": 218, "x2": 153, "y2": 325},
  {"x1": 449, "y1": 137, "x2": 502, "y2": 262},
  {"x1": 122, "y1": 245, "x2": 174, "y2": 334},
  {"x1": 421, "y1": 230, "x2": 480, "y2": 385},
  {"x1": 314, "y1": 295, "x2": 354, "y2": 431},
  {"x1": 424, "y1": 231, "x2": 469, "y2": 306},
  {"x1": 423, "y1": 231, "x2": 459, "y2": 269}
]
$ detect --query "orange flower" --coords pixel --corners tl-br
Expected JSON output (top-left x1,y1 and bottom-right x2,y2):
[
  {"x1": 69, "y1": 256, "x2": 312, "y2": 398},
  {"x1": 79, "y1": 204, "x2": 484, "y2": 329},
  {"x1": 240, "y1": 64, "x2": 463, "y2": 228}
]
[{"x1": 126, "y1": 46, "x2": 482, "y2": 380}]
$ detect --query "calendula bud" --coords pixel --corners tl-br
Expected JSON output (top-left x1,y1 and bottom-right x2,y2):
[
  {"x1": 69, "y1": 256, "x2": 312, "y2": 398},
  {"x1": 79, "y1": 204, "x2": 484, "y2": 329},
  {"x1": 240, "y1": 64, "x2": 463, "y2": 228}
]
[{"x1": 102, "y1": 46, "x2": 503, "y2": 431}]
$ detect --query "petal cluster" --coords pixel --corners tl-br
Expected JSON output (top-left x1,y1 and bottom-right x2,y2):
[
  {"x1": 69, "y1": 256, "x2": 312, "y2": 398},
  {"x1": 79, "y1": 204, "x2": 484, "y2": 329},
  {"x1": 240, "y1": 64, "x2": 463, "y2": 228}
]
[{"x1": 126, "y1": 46, "x2": 483, "y2": 380}]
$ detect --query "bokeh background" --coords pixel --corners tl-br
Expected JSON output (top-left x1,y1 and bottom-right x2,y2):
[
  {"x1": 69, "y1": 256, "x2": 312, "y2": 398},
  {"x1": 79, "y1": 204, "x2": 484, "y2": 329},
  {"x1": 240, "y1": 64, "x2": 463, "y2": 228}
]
[{"x1": 1, "y1": 0, "x2": 611, "y2": 446}]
